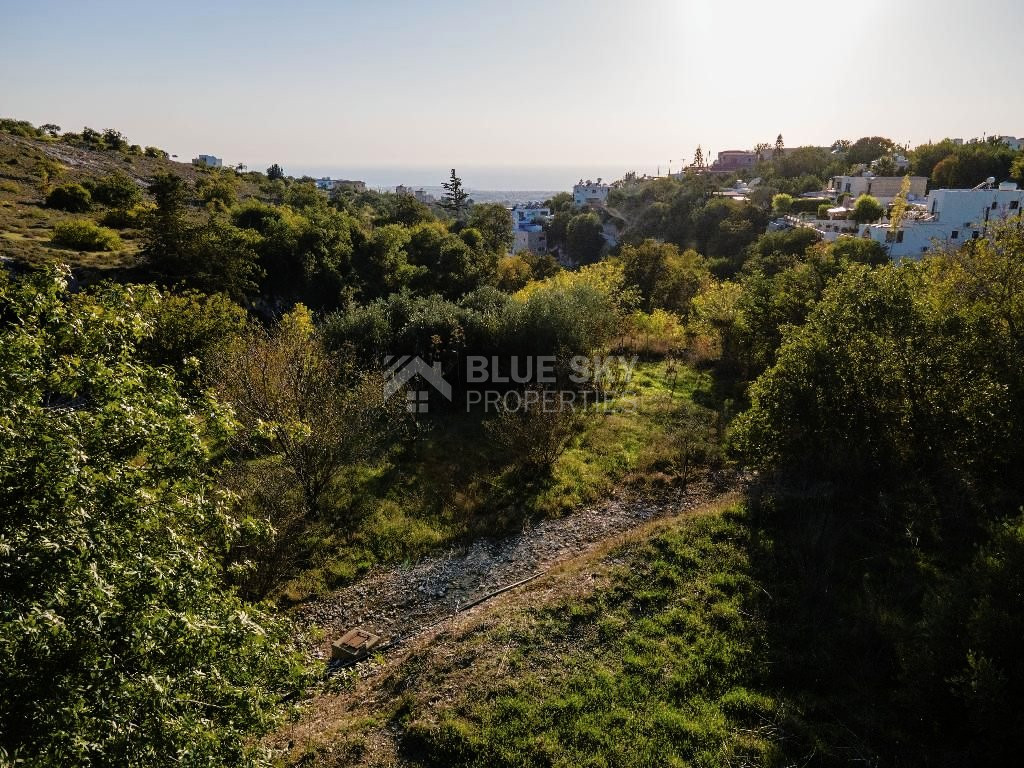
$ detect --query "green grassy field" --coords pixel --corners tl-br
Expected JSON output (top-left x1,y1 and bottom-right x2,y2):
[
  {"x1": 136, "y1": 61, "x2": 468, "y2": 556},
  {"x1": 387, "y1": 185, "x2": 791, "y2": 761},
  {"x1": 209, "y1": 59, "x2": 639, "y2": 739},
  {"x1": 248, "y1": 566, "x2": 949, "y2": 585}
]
[{"x1": 398, "y1": 504, "x2": 781, "y2": 768}]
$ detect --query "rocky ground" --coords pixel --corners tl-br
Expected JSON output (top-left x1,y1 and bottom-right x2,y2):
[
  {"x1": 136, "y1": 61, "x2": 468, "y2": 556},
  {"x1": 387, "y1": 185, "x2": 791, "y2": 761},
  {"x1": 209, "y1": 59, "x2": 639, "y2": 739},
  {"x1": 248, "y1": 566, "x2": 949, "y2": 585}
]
[{"x1": 299, "y1": 471, "x2": 744, "y2": 663}]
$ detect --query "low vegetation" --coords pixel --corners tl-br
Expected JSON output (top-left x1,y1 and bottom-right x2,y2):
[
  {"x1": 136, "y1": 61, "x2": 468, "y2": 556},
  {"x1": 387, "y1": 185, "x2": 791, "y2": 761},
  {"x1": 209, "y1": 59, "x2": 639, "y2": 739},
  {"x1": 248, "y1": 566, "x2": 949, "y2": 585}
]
[{"x1": 51, "y1": 219, "x2": 122, "y2": 250}]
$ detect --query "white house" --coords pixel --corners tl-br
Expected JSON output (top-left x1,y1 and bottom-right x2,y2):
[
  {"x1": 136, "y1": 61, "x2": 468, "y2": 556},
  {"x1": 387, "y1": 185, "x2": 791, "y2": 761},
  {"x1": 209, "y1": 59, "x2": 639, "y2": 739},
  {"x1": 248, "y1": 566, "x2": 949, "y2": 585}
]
[
  {"x1": 573, "y1": 179, "x2": 610, "y2": 208},
  {"x1": 315, "y1": 178, "x2": 367, "y2": 193},
  {"x1": 998, "y1": 136, "x2": 1024, "y2": 151},
  {"x1": 863, "y1": 181, "x2": 1024, "y2": 258},
  {"x1": 830, "y1": 175, "x2": 928, "y2": 206},
  {"x1": 509, "y1": 203, "x2": 550, "y2": 254},
  {"x1": 192, "y1": 154, "x2": 222, "y2": 168}
]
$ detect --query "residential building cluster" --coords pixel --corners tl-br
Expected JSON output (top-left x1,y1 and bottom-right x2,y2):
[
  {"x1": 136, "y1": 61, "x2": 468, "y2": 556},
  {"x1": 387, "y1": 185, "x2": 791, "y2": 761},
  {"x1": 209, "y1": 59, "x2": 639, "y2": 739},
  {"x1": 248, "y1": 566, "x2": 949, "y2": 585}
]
[
  {"x1": 395, "y1": 185, "x2": 436, "y2": 204},
  {"x1": 508, "y1": 203, "x2": 550, "y2": 254}
]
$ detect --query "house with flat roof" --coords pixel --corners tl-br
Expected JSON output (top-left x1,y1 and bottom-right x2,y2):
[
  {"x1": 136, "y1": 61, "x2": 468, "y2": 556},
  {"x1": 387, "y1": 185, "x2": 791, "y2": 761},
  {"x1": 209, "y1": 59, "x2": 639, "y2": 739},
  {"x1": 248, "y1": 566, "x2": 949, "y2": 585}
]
[
  {"x1": 863, "y1": 181, "x2": 1024, "y2": 258},
  {"x1": 192, "y1": 154, "x2": 222, "y2": 168},
  {"x1": 830, "y1": 175, "x2": 928, "y2": 206},
  {"x1": 710, "y1": 150, "x2": 757, "y2": 173},
  {"x1": 573, "y1": 179, "x2": 609, "y2": 208}
]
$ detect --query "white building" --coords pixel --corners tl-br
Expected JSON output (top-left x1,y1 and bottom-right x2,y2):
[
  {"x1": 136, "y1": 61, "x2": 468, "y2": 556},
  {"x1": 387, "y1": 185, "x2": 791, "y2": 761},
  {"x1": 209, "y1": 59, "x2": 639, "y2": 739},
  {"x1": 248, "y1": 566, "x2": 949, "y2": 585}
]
[
  {"x1": 509, "y1": 203, "x2": 550, "y2": 254},
  {"x1": 998, "y1": 135, "x2": 1024, "y2": 151},
  {"x1": 315, "y1": 178, "x2": 367, "y2": 193},
  {"x1": 573, "y1": 179, "x2": 610, "y2": 208},
  {"x1": 192, "y1": 154, "x2": 222, "y2": 168},
  {"x1": 864, "y1": 181, "x2": 1024, "y2": 258},
  {"x1": 830, "y1": 175, "x2": 928, "y2": 206}
]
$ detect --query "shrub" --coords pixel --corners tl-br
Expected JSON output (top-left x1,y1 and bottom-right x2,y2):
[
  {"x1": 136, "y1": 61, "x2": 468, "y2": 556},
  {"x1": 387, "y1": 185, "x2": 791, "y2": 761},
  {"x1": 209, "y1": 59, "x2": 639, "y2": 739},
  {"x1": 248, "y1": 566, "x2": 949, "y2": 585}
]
[
  {"x1": 45, "y1": 183, "x2": 92, "y2": 212},
  {"x1": 144, "y1": 146, "x2": 168, "y2": 159},
  {"x1": 51, "y1": 220, "x2": 122, "y2": 251},
  {"x1": 771, "y1": 193, "x2": 793, "y2": 215},
  {"x1": 788, "y1": 197, "x2": 829, "y2": 215},
  {"x1": 817, "y1": 203, "x2": 831, "y2": 219},
  {"x1": 91, "y1": 171, "x2": 142, "y2": 208},
  {"x1": 99, "y1": 204, "x2": 150, "y2": 229},
  {"x1": 851, "y1": 194, "x2": 885, "y2": 224}
]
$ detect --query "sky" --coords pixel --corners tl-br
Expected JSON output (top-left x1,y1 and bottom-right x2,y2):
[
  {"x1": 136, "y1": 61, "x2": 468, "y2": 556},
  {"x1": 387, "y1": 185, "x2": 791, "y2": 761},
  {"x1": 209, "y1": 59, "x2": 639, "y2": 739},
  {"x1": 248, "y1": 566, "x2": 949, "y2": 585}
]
[{"x1": 2, "y1": 0, "x2": 1023, "y2": 189}]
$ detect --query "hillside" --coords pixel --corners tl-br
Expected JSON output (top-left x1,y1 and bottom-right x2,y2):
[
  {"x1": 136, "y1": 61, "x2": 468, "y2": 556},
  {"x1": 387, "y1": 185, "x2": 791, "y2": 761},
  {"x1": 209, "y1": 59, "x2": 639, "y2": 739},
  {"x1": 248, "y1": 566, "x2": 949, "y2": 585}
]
[{"x1": 0, "y1": 132, "x2": 263, "y2": 270}]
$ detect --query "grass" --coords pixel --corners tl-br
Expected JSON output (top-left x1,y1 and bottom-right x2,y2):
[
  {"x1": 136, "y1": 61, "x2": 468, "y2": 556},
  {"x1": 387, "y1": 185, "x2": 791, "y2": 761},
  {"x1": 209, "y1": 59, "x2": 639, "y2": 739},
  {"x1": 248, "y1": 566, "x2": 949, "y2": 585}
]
[
  {"x1": 276, "y1": 500, "x2": 792, "y2": 767},
  {"x1": 274, "y1": 360, "x2": 725, "y2": 603},
  {"x1": 397, "y1": 505, "x2": 781, "y2": 768}
]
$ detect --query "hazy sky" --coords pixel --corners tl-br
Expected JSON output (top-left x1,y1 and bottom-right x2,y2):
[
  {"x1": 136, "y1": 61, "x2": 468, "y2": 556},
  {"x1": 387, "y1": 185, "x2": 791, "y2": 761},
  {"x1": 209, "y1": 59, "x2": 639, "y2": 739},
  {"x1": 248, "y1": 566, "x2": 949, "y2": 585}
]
[{"x1": 3, "y1": 0, "x2": 1023, "y2": 188}]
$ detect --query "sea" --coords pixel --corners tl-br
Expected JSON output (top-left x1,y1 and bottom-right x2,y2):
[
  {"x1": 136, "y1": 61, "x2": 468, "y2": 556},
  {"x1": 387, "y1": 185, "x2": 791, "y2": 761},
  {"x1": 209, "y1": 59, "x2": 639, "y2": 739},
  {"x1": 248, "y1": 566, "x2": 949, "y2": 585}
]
[{"x1": 284, "y1": 164, "x2": 640, "y2": 205}]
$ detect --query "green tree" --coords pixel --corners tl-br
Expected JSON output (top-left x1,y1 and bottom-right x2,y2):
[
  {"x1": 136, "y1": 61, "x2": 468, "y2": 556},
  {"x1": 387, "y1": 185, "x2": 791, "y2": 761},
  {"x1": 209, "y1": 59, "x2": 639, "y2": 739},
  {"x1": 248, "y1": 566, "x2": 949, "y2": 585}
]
[
  {"x1": 619, "y1": 239, "x2": 710, "y2": 317},
  {"x1": 440, "y1": 168, "x2": 470, "y2": 216},
  {"x1": 266, "y1": 163, "x2": 285, "y2": 181},
  {"x1": 772, "y1": 193, "x2": 794, "y2": 215},
  {"x1": 211, "y1": 305, "x2": 400, "y2": 518},
  {"x1": 468, "y1": 202, "x2": 515, "y2": 253},
  {"x1": 850, "y1": 194, "x2": 884, "y2": 224},
  {"x1": 101, "y1": 128, "x2": 129, "y2": 151},
  {"x1": 846, "y1": 136, "x2": 898, "y2": 165},
  {"x1": 544, "y1": 191, "x2": 574, "y2": 214},
  {"x1": 0, "y1": 270, "x2": 305, "y2": 767},
  {"x1": 142, "y1": 173, "x2": 262, "y2": 300},
  {"x1": 565, "y1": 212, "x2": 605, "y2": 264},
  {"x1": 196, "y1": 170, "x2": 239, "y2": 210},
  {"x1": 91, "y1": 171, "x2": 142, "y2": 208},
  {"x1": 1010, "y1": 153, "x2": 1024, "y2": 184}
]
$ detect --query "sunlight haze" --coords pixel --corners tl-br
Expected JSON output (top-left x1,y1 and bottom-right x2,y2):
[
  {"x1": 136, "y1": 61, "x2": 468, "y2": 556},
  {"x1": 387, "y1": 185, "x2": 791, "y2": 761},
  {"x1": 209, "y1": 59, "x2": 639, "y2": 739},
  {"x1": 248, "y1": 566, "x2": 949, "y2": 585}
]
[{"x1": 3, "y1": 0, "x2": 1023, "y2": 186}]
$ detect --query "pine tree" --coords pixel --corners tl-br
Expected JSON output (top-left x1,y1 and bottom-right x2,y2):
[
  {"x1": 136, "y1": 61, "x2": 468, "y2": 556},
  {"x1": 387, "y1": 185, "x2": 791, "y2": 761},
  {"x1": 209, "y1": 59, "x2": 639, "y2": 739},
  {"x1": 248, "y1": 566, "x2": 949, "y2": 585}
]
[
  {"x1": 773, "y1": 134, "x2": 785, "y2": 158},
  {"x1": 441, "y1": 169, "x2": 469, "y2": 216}
]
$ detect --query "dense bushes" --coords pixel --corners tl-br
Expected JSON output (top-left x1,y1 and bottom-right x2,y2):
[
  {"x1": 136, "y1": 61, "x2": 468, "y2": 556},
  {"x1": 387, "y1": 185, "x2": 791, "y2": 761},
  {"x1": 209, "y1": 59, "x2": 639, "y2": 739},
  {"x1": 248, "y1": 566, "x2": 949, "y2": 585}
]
[
  {"x1": 324, "y1": 263, "x2": 629, "y2": 374},
  {"x1": 787, "y1": 196, "x2": 830, "y2": 214},
  {"x1": 51, "y1": 219, "x2": 122, "y2": 251},
  {"x1": 45, "y1": 182, "x2": 91, "y2": 212}
]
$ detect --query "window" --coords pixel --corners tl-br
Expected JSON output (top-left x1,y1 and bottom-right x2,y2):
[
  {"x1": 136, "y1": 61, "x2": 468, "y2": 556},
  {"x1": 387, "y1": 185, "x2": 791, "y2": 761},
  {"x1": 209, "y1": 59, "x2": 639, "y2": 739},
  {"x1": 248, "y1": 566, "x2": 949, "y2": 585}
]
[
  {"x1": 896, "y1": 231, "x2": 904, "y2": 243},
  {"x1": 1011, "y1": 200, "x2": 1019, "y2": 210},
  {"x1": 992, "y1": 201, "x2": 998, "y2": 209},
  {"x1": 951, "y1": 230, "x2": 959, "y2": 239},
  {"x1": 972, "y1": 230, "x2": 980, "y2": 239}
]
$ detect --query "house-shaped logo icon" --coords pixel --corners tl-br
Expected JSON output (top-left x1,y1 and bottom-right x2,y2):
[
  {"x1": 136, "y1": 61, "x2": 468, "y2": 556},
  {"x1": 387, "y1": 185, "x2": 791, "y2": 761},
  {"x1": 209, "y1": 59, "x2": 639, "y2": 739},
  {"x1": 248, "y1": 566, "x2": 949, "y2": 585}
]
[{"x1": 382, "y1": 356, "x2": 452, "y2": 413}]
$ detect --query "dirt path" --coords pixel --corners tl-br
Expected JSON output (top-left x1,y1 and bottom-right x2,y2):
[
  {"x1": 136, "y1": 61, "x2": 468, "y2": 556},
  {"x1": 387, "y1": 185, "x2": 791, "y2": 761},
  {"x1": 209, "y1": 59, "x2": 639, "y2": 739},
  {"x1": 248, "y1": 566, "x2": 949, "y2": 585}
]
[{"x1": 299, "y1": 472, "x2": 743, "y2": 661}]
